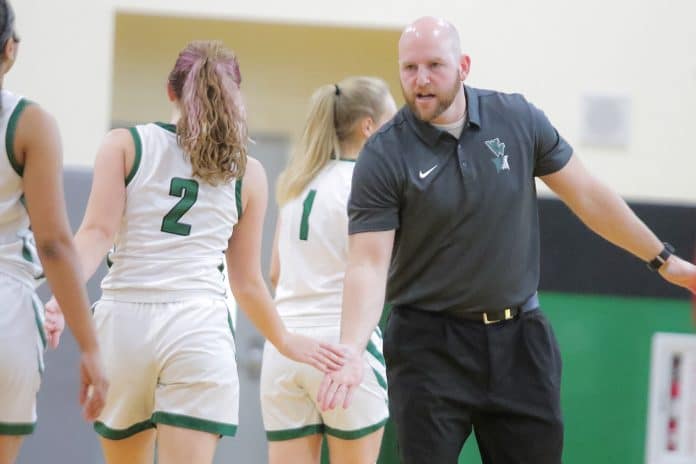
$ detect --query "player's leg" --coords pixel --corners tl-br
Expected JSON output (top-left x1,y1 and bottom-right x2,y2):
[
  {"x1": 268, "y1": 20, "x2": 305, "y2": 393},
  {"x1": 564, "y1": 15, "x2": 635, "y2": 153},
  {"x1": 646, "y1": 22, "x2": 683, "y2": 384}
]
[
  {"x1": 262, "y1": 335, "x2": 324, "y2": 464},
  {"x1": 0, "y1": 436, "x2": 24, "y2": 464},
  {"x1": 0, "y1": 279, "x2": 44, "y2": 464},
  {"x1": 156, "y1": 425, "x2": 218, "y2": 464},
  {"x1": 268, "y1": 435, "x2": 323, "y2": 464},
  {"x1": 325, "y1": 427, "x2": 384, "y2": 464},
  {"x1": 99, "y1": 429, "x2": 156, "y2": 464},
  {"x1": 153, "y1": 299, "x2": 238, "y2": 464}
]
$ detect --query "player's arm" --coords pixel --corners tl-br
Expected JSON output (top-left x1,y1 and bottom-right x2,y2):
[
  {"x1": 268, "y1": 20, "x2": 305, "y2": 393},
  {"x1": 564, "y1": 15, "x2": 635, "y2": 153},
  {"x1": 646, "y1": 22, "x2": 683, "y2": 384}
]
[
  {"x1": 541, "y1": 155, "x2": 696, "y2": 292},
  {"x1": 226, "y1": 157, "x2": 343, "y2": 372},
  {"x1": 19, "y1": 105, "x2": 98, "y2": 352},
  {"x1": 17, "y1": 104, "x2": 107, "y2": 420},
  {"x1": 44, "y1": 130, "x2": 128, "y2": 348},
  {"x1": 71, "y1": 129, "x2": 130, "y2": 280},
  {"x1": 268, "y1": 214, "x2": 281, "y2": 292}
]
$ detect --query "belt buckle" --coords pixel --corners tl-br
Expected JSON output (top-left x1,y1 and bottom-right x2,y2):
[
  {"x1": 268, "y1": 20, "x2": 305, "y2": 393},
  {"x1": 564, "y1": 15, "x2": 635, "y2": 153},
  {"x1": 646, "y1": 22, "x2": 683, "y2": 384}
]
[{"x1": 483, "y1": 308, "x2": 512, "y2": 325}]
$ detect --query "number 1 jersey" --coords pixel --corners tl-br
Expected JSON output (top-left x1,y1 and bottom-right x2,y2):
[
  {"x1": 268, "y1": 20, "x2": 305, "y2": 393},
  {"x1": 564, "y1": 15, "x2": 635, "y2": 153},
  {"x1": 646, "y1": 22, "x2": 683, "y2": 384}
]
[
  {"x1": 274, "y1": 159, "x2": 355, "y2": 328},
  {"x1": 100, "y1": 122, "x2": 241, "y2": 302}
]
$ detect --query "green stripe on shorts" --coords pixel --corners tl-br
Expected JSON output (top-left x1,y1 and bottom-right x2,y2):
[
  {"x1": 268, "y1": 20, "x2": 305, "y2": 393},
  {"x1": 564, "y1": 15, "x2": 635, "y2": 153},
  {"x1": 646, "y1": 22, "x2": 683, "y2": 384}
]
[
  {"x1": 373, "y1": 326, "x2": 382, "y2": 339},
  {"x1": 31, "y1": 298, "x2": 46, "y2": 349},
  {"x1": 0, "y1": 421, "x2": 36, "y2": 435},
  {"x1": 372, "y1": 367, "x2": 387, "y2": 391},
  {"x1": 151, "y1": 411, "x2": 237, "y2": 437},
  {"x1": 324, "y1": 417, "x2": 388, "y2": 440},
  {"x1": 94, "y1": 419, "x2": 155, "y2": 440},
  {"x1": 366, "y1": 340, "x2": 385, "y2": 366},
  {"x1": 227, "y1": 311, "x2": 236, "y2": 342},
  {"x1": 266, "y1": 423, "x2": 324, "y2": 441}
]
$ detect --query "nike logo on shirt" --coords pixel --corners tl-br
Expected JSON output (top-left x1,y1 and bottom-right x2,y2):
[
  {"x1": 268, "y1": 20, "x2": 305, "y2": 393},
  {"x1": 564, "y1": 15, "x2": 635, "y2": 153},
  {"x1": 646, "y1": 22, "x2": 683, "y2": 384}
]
[{"x1": 419, "y1": 165, "x2": 438, "y2": 179}]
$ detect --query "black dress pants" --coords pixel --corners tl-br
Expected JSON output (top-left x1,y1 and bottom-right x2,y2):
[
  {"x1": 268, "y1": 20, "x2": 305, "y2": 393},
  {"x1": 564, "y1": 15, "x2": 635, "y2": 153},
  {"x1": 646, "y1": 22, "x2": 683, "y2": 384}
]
[{"x1": 383, "y1": 306, "x2": 563, "y2": 464}]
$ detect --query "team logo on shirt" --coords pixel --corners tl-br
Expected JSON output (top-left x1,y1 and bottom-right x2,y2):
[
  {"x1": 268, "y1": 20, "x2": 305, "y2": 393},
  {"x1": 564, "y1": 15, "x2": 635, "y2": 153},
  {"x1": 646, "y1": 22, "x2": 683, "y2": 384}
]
[{"x1": 485, "y1": 138, "x2": 510, "y2": 173}]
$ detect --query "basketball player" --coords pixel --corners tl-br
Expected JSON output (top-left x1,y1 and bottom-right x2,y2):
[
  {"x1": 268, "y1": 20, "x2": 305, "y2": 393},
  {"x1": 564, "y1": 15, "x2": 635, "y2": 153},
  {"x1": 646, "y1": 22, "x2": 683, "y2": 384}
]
[
  {"x1": 45, "y1": 41, "x2": 343, "y2": 464},
  {"x1": 262, "y1": 77, "x2": 396, "y2": 464},
  {"x1": 0, "y1": 2, "x2": 107, "y2": 463}
]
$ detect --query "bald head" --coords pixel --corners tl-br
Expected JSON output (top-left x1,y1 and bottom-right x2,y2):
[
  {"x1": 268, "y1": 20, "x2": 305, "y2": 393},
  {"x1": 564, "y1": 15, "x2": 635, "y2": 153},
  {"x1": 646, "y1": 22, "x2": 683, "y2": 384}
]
[
  {"x1": 397, "y1": 16, "x2": 469, "y2": 124},
  {"x1": 399, "y1": 16, "x2": 461, "y2": 60}
]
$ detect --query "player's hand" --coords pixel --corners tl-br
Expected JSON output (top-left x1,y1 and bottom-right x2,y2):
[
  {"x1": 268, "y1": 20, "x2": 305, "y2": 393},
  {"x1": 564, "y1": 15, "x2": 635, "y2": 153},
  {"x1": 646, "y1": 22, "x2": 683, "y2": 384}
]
[
  {"x1": 278, "y1": 332, "x2": 345, "y2": 373},
  {"x1": 317, "y1": 344, "x2": 364, "y2": 411},
  {"x1": 79, "y1": 349, "x2": 108, "y2": 422},
  {"x1": 659, "y1": 256, "x2": 696, "y2": 295},
  {"x1": 44, "y1": 296, "x2": 66, "y2": 349}
]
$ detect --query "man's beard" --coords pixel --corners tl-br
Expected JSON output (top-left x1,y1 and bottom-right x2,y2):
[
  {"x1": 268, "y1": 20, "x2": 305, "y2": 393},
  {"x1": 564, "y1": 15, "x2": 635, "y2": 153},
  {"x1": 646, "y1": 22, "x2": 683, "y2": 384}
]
[{"x1": 402, "y1": 76, "x2": 461, "y2": 122}]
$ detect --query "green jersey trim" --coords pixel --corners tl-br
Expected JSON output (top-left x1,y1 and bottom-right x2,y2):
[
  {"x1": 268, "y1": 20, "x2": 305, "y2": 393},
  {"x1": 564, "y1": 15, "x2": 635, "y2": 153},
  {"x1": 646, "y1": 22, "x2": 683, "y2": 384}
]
[
  {"x1": 125, "y1": 127, "x2": 142, "y2": 186},
  {"x1": 154, "y1": 121, "x2": 177, "y2": 134},
  {"x1": 6, "y1": 99, "x2": 33, "y2": 177},
  {"x1": 299, "y1": 189, "x2": 317, "y2": 241},
  {"x1": 235, "y1": 177, "x2": 243, "y2": 219}
]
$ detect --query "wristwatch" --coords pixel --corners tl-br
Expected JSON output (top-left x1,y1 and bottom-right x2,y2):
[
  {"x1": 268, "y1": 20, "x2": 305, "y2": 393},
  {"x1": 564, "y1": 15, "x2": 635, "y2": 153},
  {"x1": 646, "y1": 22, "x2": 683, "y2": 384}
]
[{"x1": 647, "y1": 242, "x2": 675, "y2": 271}]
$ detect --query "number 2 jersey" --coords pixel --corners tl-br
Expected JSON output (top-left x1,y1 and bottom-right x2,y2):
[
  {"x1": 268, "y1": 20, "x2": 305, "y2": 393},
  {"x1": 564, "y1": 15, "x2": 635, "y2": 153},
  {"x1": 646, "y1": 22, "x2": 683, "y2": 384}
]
[
  {"x1": 100, "y1": 122, "x2": 242, "y2": 302},
  {"x1": 0, "y1": 90, "x2": 42, "y2": 288},
  {"x1": 274, "y1": 159, "x2": 356, "y2": 328}
]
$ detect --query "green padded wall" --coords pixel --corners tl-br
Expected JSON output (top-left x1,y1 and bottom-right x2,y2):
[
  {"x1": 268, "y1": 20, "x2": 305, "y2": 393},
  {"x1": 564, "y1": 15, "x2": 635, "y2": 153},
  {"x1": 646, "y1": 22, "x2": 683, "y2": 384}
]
[{"x1": 457, "y1": 292, "x2": 692, "y2": 463}]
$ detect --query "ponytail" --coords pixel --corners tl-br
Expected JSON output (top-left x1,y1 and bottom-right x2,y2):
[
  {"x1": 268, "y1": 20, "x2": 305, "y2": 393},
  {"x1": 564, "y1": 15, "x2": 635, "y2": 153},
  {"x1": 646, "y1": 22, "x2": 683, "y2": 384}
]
[
  {"x1": 276, "y1": 84, "x2": 339, "y2": 204},
  {"x1": 169, "y1": 41, "x2": 247, "y2": 185},
  {"x1": 276, "y1": 76, "x2": 390, "y2": 205}
]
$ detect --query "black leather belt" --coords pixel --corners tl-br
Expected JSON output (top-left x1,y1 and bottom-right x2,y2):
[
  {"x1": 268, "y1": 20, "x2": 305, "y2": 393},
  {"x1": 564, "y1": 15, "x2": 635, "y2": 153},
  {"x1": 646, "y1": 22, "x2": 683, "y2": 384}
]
[{"x1": 445, "y1": 293, "x2": 540, "y2": 325}]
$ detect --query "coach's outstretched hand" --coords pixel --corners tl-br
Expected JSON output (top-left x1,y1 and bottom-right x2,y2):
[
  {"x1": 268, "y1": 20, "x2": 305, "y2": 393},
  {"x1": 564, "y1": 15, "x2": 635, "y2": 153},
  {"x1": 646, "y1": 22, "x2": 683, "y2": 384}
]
[
  {"x1": 317, "y1": 344, "x2": 364, "y2": 411},
  {"x1": 279, "y1": 333, "x2": 346, "y2": 373}
]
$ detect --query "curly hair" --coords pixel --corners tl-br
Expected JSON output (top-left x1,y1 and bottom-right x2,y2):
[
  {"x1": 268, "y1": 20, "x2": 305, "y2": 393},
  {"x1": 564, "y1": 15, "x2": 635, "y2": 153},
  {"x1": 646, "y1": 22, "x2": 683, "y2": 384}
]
[{"x1": 168, "y1": 41, "x2": 247, "y2": 185}]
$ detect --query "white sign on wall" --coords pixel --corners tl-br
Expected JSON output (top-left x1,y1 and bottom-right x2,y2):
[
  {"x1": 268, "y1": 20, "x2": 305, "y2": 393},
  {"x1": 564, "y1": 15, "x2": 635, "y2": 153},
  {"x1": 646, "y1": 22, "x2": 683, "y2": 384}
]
[{"x1": 646, "y1": 332, "x2": 696, "y2": 464}]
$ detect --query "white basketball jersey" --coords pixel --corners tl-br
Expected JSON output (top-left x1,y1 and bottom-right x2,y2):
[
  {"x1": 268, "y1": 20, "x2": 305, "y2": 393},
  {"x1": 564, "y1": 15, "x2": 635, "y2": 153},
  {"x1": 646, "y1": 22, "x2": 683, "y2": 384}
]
[
  {"x1": 274, "y1": 159, "x2": 356, "y2": 327},
  {"x1": 0, "y1": 90, "x2": 42, "y2": 287},
  {"x1": 100, "y1": 123, "x2": 242, "y2": 301}
]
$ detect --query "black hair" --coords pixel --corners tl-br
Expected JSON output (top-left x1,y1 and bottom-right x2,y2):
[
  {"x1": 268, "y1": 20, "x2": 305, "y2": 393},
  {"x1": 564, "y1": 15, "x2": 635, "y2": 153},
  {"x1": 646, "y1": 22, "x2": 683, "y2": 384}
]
[{"x1": 0, "y1": 1, "x2": 15, "y2": 50}]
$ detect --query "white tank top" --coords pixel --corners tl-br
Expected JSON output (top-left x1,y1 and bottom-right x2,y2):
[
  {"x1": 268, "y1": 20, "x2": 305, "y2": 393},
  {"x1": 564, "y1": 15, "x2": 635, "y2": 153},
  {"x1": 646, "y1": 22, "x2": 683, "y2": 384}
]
[
  {"x1": 0, "y1": 90, "x2": 42, "y2": 288},
  {"x1": 100, "y1": 122, "x2": 242, "y2": 301},
  {"x1": 274, "y1": 159, "x2": 356, "y2": 327}
]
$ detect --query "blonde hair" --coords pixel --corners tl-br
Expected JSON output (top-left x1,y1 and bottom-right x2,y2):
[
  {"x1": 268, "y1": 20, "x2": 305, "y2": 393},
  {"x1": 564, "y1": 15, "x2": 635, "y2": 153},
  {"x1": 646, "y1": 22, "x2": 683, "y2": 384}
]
[
  {"x1": 276, "y1": 76, "x2": 390, "y2": 205},
  {"x1": 168, "y1": 40, "x2": 247, "y2": 185}
]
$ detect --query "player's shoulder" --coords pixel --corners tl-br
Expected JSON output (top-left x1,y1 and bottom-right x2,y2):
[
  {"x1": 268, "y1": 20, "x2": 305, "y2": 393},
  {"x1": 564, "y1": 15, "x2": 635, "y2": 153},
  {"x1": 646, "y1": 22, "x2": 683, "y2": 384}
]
[
  {"x1": 244, "y1": 155, "x2": 263, "y2": 177},
  {"x1": 12, "y1": 100, "x2": 54, "y2": 131}
]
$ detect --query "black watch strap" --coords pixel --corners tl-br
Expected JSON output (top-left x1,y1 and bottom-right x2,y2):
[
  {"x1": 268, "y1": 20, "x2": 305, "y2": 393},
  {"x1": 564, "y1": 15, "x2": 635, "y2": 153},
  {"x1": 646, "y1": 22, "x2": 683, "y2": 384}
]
[{"x1": 647, "y1": 242, "x2": 675, "y2": 272}]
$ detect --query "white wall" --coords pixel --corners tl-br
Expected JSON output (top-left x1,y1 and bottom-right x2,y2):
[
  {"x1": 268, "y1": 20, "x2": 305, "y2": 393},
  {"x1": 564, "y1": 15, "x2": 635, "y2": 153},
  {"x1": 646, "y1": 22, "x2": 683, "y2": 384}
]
[{"x1": 10, "y1": 0, "x2": 696, "y2": 203}]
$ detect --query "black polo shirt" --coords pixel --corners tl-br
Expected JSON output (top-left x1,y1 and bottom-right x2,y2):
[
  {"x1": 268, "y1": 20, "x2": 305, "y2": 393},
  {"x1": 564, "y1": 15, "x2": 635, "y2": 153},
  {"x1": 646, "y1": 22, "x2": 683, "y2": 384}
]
[{"x1": 348, "y1": 85, "x2": 573, "y2": 313}]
